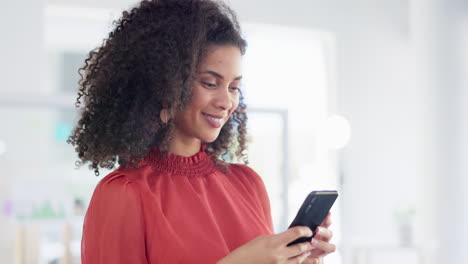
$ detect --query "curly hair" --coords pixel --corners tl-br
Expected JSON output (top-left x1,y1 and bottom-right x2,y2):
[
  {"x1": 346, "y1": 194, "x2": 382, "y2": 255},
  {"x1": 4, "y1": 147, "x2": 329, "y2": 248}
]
[{"x1": 67, "y1": 0, "x2": 249, "y2": 175}]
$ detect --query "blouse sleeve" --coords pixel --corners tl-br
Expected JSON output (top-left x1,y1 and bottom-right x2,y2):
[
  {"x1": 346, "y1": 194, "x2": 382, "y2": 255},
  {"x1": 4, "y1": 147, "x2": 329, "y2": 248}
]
[
  {"x1": 81, "y1": 172, "x2": 148, "y2": 264},
  {"x1": 238, "y1": 165, "x2": 275, "y2": 233}
]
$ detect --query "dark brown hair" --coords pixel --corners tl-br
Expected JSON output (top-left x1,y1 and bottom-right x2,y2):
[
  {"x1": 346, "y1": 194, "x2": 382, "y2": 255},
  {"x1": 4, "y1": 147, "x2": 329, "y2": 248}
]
[{"x1": 67, "y1": 0, "x2": 248, "y2": 175}]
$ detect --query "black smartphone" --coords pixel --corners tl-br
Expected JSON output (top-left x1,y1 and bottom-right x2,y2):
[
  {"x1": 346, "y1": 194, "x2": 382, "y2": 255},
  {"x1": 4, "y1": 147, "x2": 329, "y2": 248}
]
[{"x1": 287, "y1": 190, "x2": 338, "y2": 246}]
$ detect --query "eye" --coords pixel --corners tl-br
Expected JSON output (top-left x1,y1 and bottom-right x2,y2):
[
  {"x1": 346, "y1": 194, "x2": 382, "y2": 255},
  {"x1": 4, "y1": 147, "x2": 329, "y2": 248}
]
[
  {"x1": 201, "y1": 81, "x2": 216, "y2": 88},
  {"x1": 229, "y1": 87, "x2": 240, "y2": 92}
]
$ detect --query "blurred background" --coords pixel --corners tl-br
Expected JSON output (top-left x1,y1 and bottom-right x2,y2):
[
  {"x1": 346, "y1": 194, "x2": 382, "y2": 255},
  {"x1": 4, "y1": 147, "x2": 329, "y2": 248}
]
[{"x1": 0, "y1": 0, "x2": 467, "y2": 263}]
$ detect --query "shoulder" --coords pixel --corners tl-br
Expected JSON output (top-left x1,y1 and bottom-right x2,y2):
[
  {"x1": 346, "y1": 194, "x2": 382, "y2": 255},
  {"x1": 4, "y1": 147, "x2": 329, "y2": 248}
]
[
  {"x1": 227, "y1": 163, "x2": 265, "y2": 187},
  {"x1": 96, "y1": 164, "x2": 152, "y2": 188},
  {"x1": 229, "y1": 163, "x2": 260, "y2": 177},
  {"x1": 84, "y1": 168, "x2": 149, "y2": 225},
  {"x1": 91, "y1": 168, "x2": 145, "y2": 205},
  {"x1": 229, "y1": 163, "x2": 261, "y2": 179},
  {"x1": 97, "y1": 168, "x2": 135, "y2": 189}
]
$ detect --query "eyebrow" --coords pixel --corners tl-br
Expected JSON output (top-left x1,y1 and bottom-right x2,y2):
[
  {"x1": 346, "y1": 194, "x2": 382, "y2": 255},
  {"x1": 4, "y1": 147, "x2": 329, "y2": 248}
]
[{"x1": 200, "y1": 70, "x2": 242, "y2": 81}]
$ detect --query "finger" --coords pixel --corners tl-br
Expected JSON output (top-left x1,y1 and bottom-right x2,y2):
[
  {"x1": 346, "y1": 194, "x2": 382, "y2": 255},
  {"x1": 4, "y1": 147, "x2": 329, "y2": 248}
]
[
  {"x1": 278, "y1": 226, "x2": 313, "y2": 246},
  {"x1": 314, "y1": 226, "x2": 333, "y2": 242},
  {"x1": 310, "y1": 238, "x2": 336, "y2": 255},
  {"x1": 287, "y1": 250, "x2": 311, "y2": 264},
  {"x1": 321, "y1": 212, "x2": 332, "y2": 228},
  {"x1": 302, "y1": 257, "x2": 322, "y2": 264},
  {"x1": 309, "y1": 248, "x2": 326, "y2": 259},
  {"x1": 284, "y1": 241, "x2": 314, "y2": 258}
]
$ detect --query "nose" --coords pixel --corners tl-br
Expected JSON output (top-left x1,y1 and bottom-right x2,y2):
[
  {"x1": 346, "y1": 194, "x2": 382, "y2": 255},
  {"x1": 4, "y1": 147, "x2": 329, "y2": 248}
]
[{"x1": 214, "y1": 87, "x2": 234, "y2": 111}]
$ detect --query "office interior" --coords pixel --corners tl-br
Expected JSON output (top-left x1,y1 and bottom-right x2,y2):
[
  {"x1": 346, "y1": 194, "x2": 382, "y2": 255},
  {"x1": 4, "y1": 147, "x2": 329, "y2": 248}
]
[{"x1": 1, "y1": 0, "x2": 467, "y2": 263}]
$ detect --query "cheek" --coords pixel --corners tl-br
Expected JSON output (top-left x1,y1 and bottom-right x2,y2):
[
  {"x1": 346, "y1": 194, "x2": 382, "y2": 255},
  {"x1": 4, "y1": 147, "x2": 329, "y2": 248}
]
[
  {"x1": 231, "y1": 96, "x2": 240, "y2": 112},
  {"x1": 189, "y1": 89, "x2": 210, "y2": 110},
  {"x1": 174, "y1": 106, "x2": 194, "y2": 125},
  {"x1": 227, "y1": 104, "x2": 239, "y2": 118}
]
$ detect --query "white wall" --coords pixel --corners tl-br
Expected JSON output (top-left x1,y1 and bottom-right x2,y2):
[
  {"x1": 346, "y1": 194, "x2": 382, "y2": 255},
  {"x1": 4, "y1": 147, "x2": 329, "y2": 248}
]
[
  {"x1": 1, "y1": 1, "x2": 45, "y2": 94},
  {"x1": 413, "y1": 0, "x2": 468, "y2": 263}
]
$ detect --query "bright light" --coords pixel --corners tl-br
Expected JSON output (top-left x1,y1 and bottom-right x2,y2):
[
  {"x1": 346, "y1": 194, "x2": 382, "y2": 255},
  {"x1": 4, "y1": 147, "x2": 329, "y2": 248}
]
[{"x1": 324, "y1": 115, "x2": 351, "y2": 150}]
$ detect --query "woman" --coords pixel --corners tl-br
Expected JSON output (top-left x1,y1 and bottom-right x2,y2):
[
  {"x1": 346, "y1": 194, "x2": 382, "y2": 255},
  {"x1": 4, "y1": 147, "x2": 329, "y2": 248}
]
[{"x1": 69, "y1": 0, "x2": 336, "y2": 263}]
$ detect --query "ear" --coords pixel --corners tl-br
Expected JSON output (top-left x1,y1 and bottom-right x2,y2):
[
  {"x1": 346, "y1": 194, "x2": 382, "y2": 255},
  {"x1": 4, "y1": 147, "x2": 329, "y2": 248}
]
[{"x1": 160, "y1": 108, "x2": 171, "y2": 124}]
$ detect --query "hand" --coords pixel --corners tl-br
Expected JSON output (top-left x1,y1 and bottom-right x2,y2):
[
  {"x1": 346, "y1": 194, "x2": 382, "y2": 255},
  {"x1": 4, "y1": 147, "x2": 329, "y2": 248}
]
[
  {"x1": 302, "y1": 212, "x2": 336, "y2": 264},
  {"x1": 217, "y1": 226, "x2": 317, "y2": 264}
]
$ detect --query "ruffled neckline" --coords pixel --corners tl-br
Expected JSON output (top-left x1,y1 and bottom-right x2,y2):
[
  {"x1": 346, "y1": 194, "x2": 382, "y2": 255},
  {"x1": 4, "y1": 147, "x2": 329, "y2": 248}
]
[{"x1": 144, "y1": 143, "x2": 217, "y2": 177}]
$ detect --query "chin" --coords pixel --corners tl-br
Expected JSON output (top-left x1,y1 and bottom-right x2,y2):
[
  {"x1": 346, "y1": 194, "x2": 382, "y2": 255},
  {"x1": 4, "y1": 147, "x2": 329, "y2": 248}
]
[
  {"x1": 200, "y1": 132, "x2": 221, "y2": 143},
  {"x1": 201, "y1": 136, "x2": 218, "y2": 143}
]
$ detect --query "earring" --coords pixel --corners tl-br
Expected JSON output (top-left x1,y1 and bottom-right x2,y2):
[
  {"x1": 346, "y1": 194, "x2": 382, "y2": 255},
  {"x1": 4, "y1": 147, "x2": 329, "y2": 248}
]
[{"x1": 160, "y1": 108, "x2": 171, "y2": 124}]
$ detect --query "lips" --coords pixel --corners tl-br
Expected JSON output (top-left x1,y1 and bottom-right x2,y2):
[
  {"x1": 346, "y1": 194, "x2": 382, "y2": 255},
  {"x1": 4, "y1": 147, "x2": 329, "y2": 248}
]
[
  {"x1": 203, "y1": 113, "x2": 224, "y2": 119},
  {"x1": 202, "y1": 113, "x2": 224, "y2": 128}
]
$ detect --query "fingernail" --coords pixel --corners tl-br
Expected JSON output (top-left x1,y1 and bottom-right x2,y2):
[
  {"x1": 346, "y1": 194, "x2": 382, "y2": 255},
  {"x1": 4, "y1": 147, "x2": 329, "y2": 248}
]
[{"x1": 311, "y1": 238, "x2": 318, "y2": 245}]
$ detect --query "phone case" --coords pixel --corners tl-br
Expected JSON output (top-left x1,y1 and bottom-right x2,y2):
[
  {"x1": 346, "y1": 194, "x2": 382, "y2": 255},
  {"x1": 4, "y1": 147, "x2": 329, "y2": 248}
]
[{"x1": 287, "y1": 190, "x2": 338, "y2": 246}]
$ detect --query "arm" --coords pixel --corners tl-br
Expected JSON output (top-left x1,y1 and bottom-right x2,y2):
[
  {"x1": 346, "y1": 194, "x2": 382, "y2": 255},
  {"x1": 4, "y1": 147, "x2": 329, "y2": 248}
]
[
  {"x1": 81, "y1": 173, "x2": 148, "y2": 264},
  {"x1": 238, "y1": 165, "x2": 274, "y2": 232}
]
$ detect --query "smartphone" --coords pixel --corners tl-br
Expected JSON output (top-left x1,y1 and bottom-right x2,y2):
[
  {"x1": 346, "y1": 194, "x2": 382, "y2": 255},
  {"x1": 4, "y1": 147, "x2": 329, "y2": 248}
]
[{"x1": 287, "y1": 190, "x2": 338, "y2": 246}]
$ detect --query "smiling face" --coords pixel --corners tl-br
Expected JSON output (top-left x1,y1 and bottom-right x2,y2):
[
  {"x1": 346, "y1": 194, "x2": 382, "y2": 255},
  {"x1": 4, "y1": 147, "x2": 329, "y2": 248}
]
[{"x1": 172, "y1": 45, "x2": 242, "y2": 146}]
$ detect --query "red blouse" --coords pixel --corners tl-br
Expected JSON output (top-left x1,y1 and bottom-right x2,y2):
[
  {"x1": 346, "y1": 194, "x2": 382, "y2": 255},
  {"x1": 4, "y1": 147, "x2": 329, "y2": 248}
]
[{"x1": 81, "y1": 144, "x2": 274, "y2": 263}]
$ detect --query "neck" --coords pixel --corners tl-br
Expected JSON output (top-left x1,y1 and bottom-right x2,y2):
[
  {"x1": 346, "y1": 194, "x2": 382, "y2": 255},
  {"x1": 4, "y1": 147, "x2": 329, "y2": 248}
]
[{"x1": 168, "y1": 133, "x2": 202, "y2": 157}]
